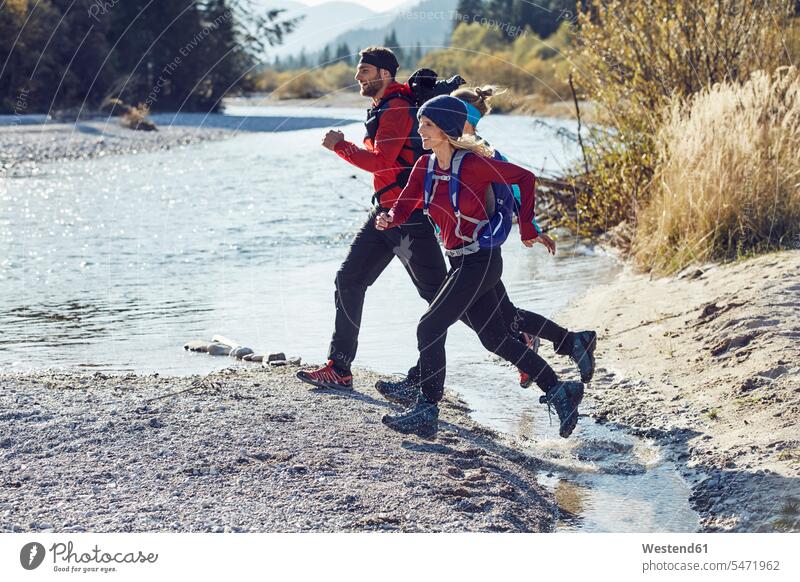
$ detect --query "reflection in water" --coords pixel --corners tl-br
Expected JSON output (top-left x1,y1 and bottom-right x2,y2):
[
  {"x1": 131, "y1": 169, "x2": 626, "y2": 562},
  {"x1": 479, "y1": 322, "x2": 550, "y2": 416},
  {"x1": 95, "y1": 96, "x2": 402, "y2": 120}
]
[{"x1": 553, "y1": 478, "x2": 588, "y2": 525}]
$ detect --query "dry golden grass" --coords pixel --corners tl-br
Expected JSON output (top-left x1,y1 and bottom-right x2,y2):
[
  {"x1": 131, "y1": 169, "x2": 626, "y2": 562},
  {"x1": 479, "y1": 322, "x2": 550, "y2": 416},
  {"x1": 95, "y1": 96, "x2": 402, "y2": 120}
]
[
  {"x1": 117, "y1": 102, "x2": 157, "y2": 131},
  {"x1": 634, "y1": 67, "x2": 800, "y2": 272},
  {"x1": 255, "y1": 63, "x2": 357, "y2": 100}
]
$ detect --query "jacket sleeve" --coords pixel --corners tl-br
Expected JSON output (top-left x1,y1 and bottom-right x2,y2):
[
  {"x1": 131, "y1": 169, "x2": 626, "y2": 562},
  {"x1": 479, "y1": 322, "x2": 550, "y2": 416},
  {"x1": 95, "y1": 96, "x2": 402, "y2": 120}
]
[
  {"x1": 387, "y1": 156, "x2": 427, "y2": 227},
  {"x1": 333, "y1": 101, "x2": 413, "y2": 174},
  {"x1": 479, "y1": 156, "x2": 539, "y2": 240}
]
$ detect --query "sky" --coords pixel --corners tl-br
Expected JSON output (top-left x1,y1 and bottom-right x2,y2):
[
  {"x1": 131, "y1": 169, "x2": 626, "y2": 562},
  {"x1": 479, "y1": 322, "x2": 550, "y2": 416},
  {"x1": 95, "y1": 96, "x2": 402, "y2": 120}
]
[{"x1": 301, "y1": 0, "x2": 410, "y2": 11}]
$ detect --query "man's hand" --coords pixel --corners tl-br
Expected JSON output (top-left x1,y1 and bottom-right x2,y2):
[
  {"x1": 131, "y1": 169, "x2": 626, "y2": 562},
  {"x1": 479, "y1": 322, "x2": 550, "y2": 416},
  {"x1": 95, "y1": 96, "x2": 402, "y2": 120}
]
[
  {"x1": 322, "y1": 129, "x2": 344, "y2": 151},
  {"x1": 375, "y1": 212, "x2": 393, "y2": 231},
  {"x1": 522, "y1": 233, "x2": 556, "y2": 254}
]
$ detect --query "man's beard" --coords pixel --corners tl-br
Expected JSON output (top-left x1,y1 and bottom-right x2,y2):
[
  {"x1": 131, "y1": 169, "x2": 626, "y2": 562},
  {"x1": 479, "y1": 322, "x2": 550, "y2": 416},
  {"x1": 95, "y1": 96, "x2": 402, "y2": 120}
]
[{"x1": 360, "y1": 78, "x2": 383, "y2": 97}]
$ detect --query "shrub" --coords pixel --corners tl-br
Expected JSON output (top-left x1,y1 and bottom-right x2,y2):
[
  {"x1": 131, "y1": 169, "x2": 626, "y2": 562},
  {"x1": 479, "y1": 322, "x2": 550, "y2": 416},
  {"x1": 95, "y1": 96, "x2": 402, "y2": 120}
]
[
  {"x1": 419, "y1": 22, "x2": 574, "y2": 104},
  {"x1": 634, "y1": 67, "x2": 800, "y2": 272},
  {"x1": 270, "y1": 70, "x2": 327, "y2": 99},
  {"x1": 571, "y1": 0, "x2": 796, "y2": 236},
  {"x1": 120, "y1": 103, "x2": 157, "y2": 131}
]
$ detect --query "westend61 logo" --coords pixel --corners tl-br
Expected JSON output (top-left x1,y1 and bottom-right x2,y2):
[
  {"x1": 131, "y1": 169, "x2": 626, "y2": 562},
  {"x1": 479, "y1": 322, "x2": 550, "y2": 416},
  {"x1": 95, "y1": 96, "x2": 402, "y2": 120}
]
[{"x1": 20, "y1": 541, "x2": 158, "y2": 574}]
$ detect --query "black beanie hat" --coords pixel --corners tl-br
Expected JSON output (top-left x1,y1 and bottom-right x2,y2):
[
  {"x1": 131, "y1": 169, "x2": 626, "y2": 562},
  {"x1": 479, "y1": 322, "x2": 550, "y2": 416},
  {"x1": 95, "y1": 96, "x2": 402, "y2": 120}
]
[{"x1": 417, "y1": 95, "x2": 468, "y2": 139}]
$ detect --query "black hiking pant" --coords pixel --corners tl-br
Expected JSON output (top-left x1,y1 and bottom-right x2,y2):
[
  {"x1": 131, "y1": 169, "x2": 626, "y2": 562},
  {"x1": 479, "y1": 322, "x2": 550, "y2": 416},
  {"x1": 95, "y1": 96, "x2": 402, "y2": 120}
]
[
  {"x1": 495, "y1": 280, "x2": 575, "y2": 356},
  {"x1": 413, "y1": 248, "x2": 559, "y2": 403},
  {"x1": 328, "y1": 207, "x2": 447, "y2": 372}
]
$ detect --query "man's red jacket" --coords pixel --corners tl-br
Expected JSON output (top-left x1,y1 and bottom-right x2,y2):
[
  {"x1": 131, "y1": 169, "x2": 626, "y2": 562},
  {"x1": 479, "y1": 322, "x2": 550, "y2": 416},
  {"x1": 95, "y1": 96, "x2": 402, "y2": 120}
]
[{"x1": 333, "y1": 82, "x2": 417, "y2": 208}]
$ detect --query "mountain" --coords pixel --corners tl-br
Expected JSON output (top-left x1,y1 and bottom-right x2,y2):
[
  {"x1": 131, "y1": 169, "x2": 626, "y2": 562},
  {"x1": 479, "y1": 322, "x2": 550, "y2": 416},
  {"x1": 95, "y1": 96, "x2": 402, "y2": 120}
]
[
  {"x1": 255, "y1": 1, "x2": 397, "y2": 58},
  {"x1": 320, "y1": 0, "x2": 459, "y2": 59}
]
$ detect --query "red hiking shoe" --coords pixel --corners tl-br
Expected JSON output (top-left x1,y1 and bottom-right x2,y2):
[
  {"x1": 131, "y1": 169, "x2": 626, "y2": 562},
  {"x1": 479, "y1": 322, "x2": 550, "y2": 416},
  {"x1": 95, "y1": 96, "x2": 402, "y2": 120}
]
[{"x1": 296, "y1": 360, "x2": 353, "y2": 390}]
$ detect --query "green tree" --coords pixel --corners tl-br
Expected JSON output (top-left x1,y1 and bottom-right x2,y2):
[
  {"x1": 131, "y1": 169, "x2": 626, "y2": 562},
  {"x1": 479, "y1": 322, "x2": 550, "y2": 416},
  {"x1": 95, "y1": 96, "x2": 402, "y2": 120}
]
[
  {"x1": 450, "y1": 21, "x2": 505, "y2": 52},
  {"x1": 456, "y1": 0, "x2": 484, "y2": 22},
  {"x1": 383, "y1": 29, "x2": 403, "y2": 65},
  {"x1": 319, "y1": 44, "x2": 331, "y2": 67},
  {"x1": 412, "y1": 41, "x2": 423, "y2": 67},
  {"x1": 0, "y1": 0, "x2": 62, "y2": 113},
  {"x1": 335, "y1": 42, "x2": 352, "y2": 65}
]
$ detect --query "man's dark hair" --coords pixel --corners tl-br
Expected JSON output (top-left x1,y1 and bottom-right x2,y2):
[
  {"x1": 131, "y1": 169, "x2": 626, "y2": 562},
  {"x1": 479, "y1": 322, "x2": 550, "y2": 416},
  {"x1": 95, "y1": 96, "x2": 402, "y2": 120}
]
[{"x1": 358, "y1": 46, "x2": 399, "y2": 78}]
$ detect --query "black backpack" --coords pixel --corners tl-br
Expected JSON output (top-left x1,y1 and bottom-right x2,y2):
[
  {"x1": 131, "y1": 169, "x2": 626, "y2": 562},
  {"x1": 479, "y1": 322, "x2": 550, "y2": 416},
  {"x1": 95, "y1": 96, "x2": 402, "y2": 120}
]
[{"x1": 366, "y1": 69, "x2": 466, "y2": 204}]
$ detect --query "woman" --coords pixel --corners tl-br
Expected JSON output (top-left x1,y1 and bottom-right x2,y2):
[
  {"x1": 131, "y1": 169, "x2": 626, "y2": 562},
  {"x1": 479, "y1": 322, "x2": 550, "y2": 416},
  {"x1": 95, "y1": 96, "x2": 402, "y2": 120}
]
[
  {"x1": 375, "y1": 95, "x2": 584, "y2": 440},
  {"x1": 454, "y1": 85, "x2": 597, "y2": 389}
]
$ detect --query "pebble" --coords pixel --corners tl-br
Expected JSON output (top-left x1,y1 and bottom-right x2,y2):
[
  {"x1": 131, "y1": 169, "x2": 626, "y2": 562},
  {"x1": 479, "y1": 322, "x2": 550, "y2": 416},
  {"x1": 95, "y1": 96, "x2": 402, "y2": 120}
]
[
  {"x1": 267, "y1": 352, "x2": 286, "y2": 362},
  {"x1": 230, "y1": 346, "x2": 254, "y2": 359},
  {"x1": 184, "y1": 340, "x2": 209, "y2": 352},
  {"x1": 207, "y1": 344, "x2": 231, "y2": 356}
]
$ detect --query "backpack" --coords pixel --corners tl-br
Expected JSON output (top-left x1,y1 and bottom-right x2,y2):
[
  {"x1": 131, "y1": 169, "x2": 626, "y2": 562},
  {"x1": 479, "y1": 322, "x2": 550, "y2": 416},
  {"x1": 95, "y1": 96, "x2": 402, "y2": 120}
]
[
  {"x1": 422, "y1": 150, "x2": 518, "y2": 256},
  {"x1": 366, "y1": 69, "x2": 466, "y2": 204}
]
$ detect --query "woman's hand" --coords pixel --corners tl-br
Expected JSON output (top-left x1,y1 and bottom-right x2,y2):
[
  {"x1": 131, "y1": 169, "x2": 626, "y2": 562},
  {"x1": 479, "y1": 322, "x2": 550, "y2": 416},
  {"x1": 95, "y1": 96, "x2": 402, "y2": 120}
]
[
  {"x1": 522, "y1": 233, "x2": 556, "y2": 255},
  {"x1": 375, "y1": 212, "x2": 393, "y2": 231}
]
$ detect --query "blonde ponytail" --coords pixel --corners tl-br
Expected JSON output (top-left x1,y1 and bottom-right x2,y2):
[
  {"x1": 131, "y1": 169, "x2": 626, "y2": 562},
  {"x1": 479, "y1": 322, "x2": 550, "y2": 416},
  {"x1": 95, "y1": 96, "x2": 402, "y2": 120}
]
[
  {"x1": 450, "y1": 85, "x2": 506, "y2": 117},
  {"x1": 447, "y1": 133, "x2": 494, "y2": 158}
]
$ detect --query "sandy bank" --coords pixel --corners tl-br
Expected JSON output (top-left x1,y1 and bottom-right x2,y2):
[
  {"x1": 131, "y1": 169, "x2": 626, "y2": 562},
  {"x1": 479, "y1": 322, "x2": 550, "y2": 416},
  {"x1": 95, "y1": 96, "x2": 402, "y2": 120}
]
[
  {"x1": 0, "y1": 365, "x2": 554, "y2": 533},
  {"x1": 559, "y1": 251, "x2": 800, "y2": 532}
]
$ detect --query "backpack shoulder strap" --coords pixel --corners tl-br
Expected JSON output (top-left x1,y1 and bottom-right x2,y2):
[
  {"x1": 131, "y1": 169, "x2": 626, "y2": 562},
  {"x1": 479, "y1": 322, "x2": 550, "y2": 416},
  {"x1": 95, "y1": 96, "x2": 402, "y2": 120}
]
[
  {"x1": 422, "y1": 155, "x2": 438, "y2": 214},
  {"x1": 449, "y1": 150, "x2": 470, "y2": 215}
]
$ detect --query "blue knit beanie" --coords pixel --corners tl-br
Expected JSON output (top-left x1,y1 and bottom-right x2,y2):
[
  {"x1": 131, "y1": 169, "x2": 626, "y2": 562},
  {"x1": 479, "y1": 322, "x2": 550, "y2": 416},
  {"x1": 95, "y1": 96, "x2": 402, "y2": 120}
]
[{"x1": 417, "y1": 95, "x2": 467, "y2": 139}]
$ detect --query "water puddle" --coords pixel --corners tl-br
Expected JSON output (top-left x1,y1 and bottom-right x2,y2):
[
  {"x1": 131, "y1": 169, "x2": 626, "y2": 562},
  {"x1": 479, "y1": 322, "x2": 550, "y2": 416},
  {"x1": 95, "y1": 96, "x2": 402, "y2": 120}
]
[{"x1": 452, "y1": 359, "x2": 700, "y2": 532}]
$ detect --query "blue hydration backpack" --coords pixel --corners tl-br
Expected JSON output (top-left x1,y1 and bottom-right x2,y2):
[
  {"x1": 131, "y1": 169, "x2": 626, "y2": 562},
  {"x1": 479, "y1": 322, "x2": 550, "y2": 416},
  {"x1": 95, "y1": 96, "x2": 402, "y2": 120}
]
[{"x1": 422, "y1": 149, "x2": 519, "y2": 255}]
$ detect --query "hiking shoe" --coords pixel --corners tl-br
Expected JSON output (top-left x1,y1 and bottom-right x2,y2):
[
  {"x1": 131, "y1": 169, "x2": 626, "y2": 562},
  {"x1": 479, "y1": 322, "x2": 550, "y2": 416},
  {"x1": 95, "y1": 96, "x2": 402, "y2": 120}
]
[
  {"x1": 539, "y1": 381, "x2": 584, "y2": 438},
  {"x1": 518, "y1": 333, "x2": 541, "y2": 388},
  {"x1": 382, "y1": 401, "x2": 439, "y2": 440},
  {"x1": 296, "y1": 360, "x2": 353, "y2": 390},
  {"x1": 570, "y1": 330, "x2": 597, "y2": 383},
  {"x1": 376, "y1": 377, "x2": 419, "y2": 407}
]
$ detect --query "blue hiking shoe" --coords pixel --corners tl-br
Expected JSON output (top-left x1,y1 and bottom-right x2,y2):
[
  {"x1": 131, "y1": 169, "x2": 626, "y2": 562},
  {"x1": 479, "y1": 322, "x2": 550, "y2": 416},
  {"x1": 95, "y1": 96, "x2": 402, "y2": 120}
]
[
  {"x1": 539, "y1": 381, "x2": 584, "y2": 438},
  {"x1": 570, "y1": 331, "x2": 597, "y2": 383},
  {"x1": 375, "y1": 377, "x2": 420, "y2": 408},
  {"x1": 382, "y1": 400, "x2": 438, "y2": 440}
]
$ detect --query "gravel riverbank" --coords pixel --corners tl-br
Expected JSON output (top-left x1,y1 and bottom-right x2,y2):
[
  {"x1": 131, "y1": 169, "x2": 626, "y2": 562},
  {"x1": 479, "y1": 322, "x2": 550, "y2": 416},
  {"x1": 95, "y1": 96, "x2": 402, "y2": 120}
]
[
  {"x1": 0, "y1": 365, "x2": 555, "y2": 533},
  {"x1": 0, "y1": 120, "x2": 235, "y2": 177}
]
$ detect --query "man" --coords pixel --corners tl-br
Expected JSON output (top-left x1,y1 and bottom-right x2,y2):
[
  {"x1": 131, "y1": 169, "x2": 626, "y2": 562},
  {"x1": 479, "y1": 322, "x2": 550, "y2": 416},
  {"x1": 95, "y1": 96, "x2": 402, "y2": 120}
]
[{"x1": 296, "y1": 47, "x2": 447, "y2": 390}]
